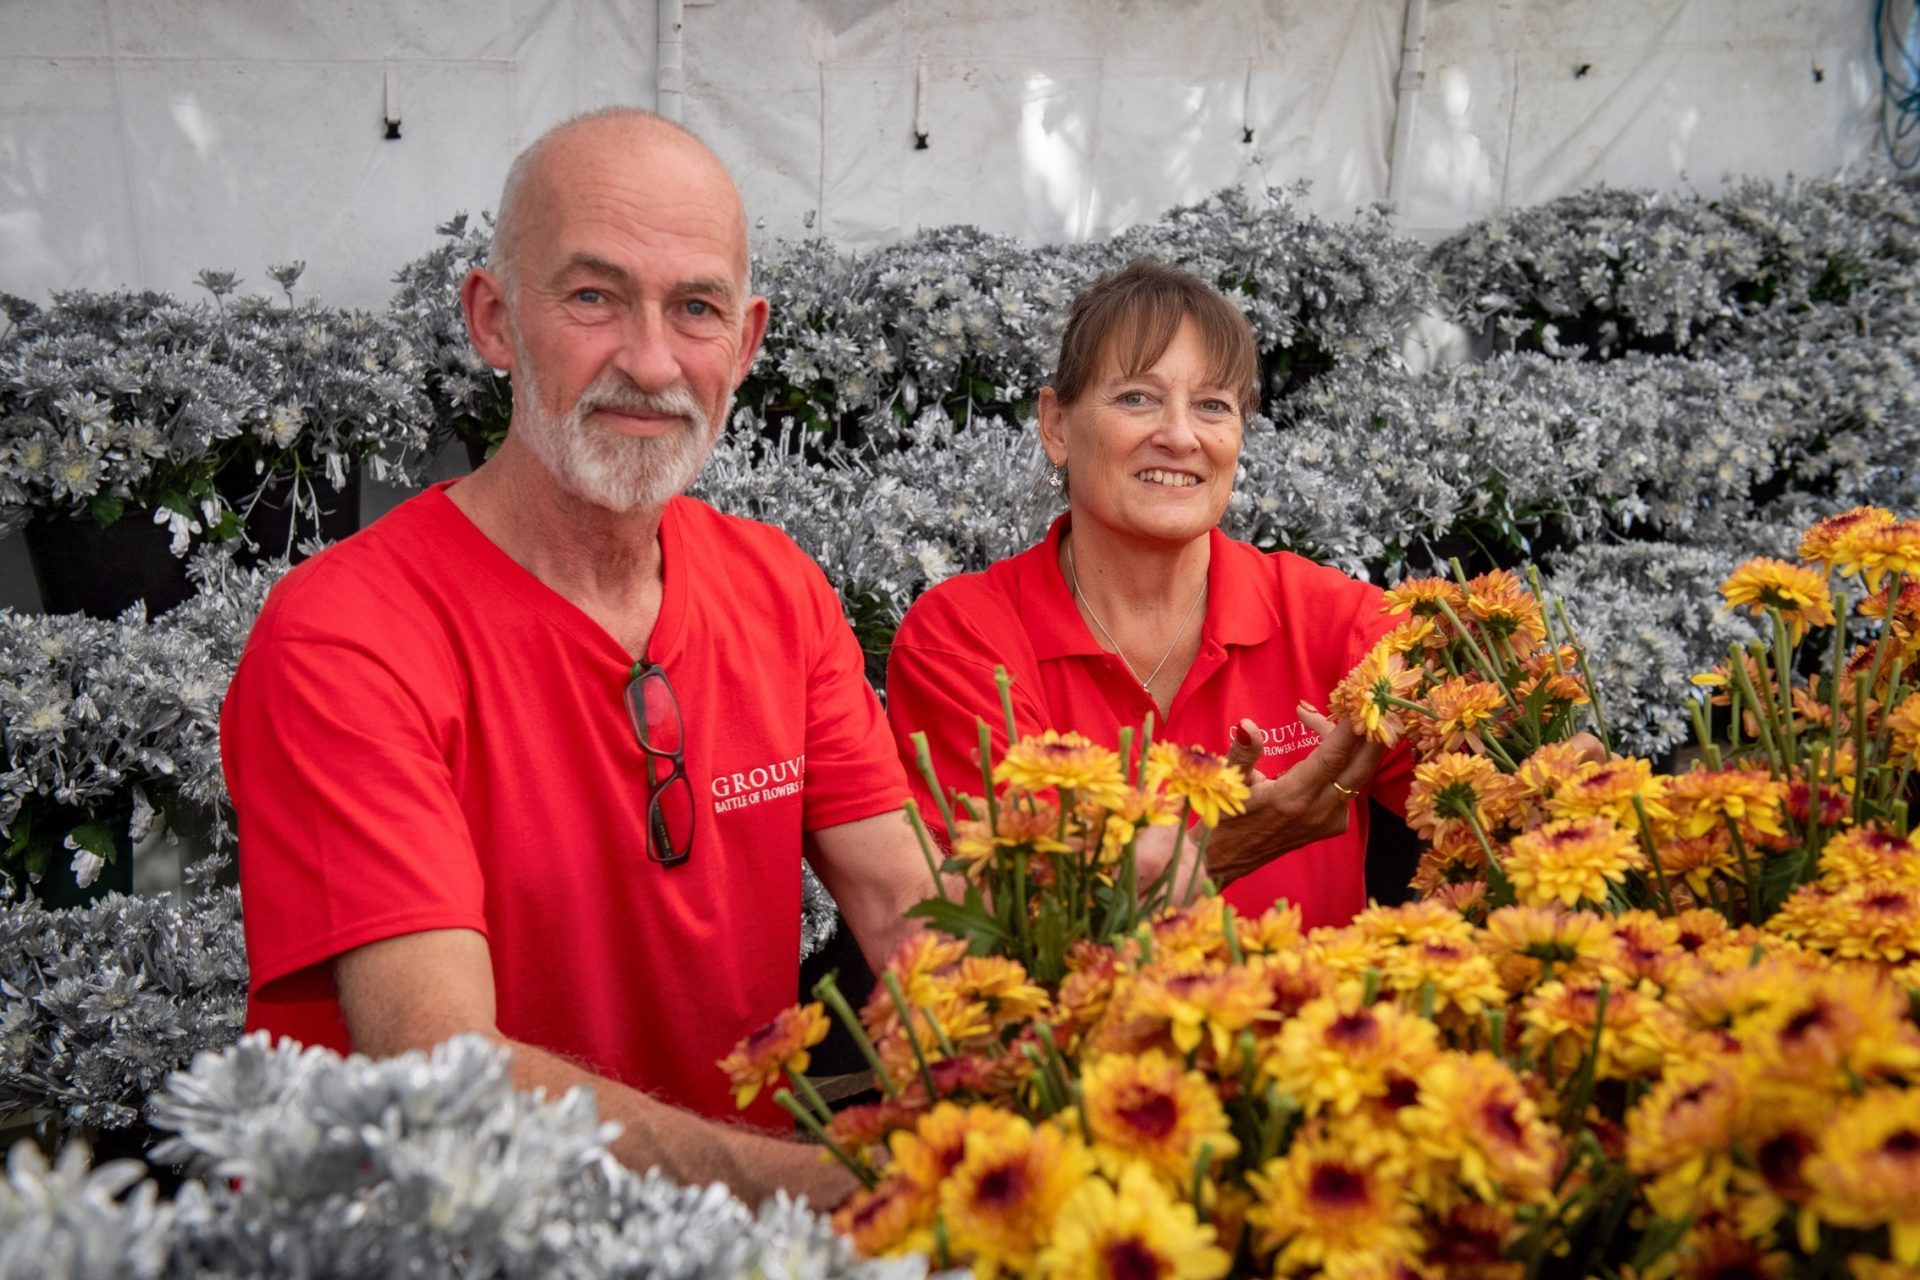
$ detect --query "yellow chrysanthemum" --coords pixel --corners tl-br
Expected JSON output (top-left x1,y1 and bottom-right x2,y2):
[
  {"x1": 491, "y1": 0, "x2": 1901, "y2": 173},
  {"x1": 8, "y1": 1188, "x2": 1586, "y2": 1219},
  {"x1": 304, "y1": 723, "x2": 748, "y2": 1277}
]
[
  {"x1": 1745, "y1": 967, "x2": 1920, "y2": 1087},
  {"x1": 1548, "y1": 756, "x2": 1674, "y2": 829},
  {"x1": 717, "y1": 1001, "x2": 830, "y2": 1108},
  {"x1": 996, "y1": 730, "x2": 1131, "y2": 807},
  {"x1": 1819, "y1": 827, "x2": 1920, "y2": 887},
  {"x1": 1407, "y1": 751, "x2": 1503, "y2": 843},
  {"x1": 1496, "y1": 740, "x2": 1596, "y2": 826},
  {"x1": 834, "y1": 1178, "x2": 926, "y2": 1258},
  {"x1": 1805, "y1": 1089, "x2": 1920, "y2": 1265},
  {"x1": 945, "y1": 956, "x2": 1052, "y2": 1031},
  {"x1": 1769, "y1": 878, "x2": 1920, "y2": 966},
  {"x1": 1401, "y1": 1051, "x2": 1559, "y2": 1207},
  {"x1": 1830, "y1": 518, "x2": 1920, "y2": 592},
  {"x1": 1657, "y1": 829, "x2": 1739, "y2": 897},
  {"x1": 1125, "y1": 963, "x2": 1272, "y2": 1063},
  {"x1": 1377, "y1": 930, "x2": 1509, "y2": 1024},
  {"x1": 1481, "y1": 904, "x2": 1622, "y2": 995},
  {"x1": 1144, "y1": 743, "x2": 1251, "y2": 828},
  {"x1": 1411, "y1": 676, "x2": 1509, "y2": 756},
  {"x1": 1504, "y1": 815, "x2": 1645, "y2": 909},
  {"x1": 1464, "y1": 569, "x2": 1549, "y2": 646},
  {"x1": 1667, "y1": 767, "x2": 1790, "y2": 843},
  {"x1": 1245, "y1": 1125, "x2": 1423, "y2": 1277},
  {"x1": 1721, "y1": 556, "x2": 1838, "y2": 641},
  {"x1": 1381, "y1": 576, "x2": 1467, "y2": 618},
  {"x1": 1329, "y1": 643, "x2": 1425, "y2": 748},
  {"x1": 941, "y1": 1116, "x2": 1095, "y2": 1279},
  {"x1": 1078, "y1": 1049, "x2": 1239, "y2": 1183},
  {"x1": 1624, "y1": 1061, "x2": 1746, "y2": 1195},
  {"x1": 1377, "y1": 615, "x2": 1441, "y2": 655},
  {"x1": 1520, "y1": 978, "x2": 1682, "y2": 1080},
  {"x1": 1036, "y1": 1161, "x2": 1231, "y2": 1280},
  {"x1": 1799, "y1": 506, "x2": 1895, "y2": 569},
  {"x1": 1260, "y1": 996, "x2": 1442, "y2": 1118}
]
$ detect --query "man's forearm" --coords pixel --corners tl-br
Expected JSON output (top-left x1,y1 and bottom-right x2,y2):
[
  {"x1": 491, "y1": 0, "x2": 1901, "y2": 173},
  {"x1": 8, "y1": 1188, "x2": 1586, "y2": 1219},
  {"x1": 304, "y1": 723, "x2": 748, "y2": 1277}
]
[{"x1": 491, "y1": 1032, "x2": 855, "y2": 1208}]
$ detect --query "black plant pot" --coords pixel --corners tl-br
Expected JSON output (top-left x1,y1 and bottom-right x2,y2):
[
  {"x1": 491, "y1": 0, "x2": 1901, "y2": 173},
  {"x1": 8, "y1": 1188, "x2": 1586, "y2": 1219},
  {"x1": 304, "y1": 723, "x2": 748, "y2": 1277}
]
[
  {"x1": 22, "y1": 508, "x2": 195, "y2": 619},
  {"x1": 219, "y1": 462, "x2": 362, "y2": 567}
]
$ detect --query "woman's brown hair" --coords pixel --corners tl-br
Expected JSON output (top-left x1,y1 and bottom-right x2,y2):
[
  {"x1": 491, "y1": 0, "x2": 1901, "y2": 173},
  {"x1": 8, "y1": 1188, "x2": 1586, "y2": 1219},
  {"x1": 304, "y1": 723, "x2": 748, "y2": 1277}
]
[{"x1": 1049, "y1": 260, "x2": 1258, "y2": 420}]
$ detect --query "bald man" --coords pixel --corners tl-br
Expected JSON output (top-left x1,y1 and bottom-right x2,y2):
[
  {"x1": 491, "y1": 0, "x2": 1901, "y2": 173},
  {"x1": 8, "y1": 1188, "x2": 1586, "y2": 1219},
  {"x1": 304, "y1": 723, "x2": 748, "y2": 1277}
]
[{"x1": 223, "y1": 110, "x2": 931, "y2": 1206}]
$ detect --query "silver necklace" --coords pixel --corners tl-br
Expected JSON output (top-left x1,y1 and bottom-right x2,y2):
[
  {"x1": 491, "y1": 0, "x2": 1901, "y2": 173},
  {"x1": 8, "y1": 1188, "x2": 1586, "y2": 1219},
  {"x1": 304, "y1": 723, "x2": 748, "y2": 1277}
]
[{"x1": 1065, "y1": 540, "x2": 1208, "y2": 694}]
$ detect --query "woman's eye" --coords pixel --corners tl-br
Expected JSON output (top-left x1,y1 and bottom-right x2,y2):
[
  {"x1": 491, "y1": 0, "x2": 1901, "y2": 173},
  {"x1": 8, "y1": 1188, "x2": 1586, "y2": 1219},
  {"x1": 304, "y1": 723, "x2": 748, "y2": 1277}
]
[
  {"x1": 1200, "y1": 398, "x2": 1234, "y2": 414},
  {"x1": 1119, "y1": 390, "x2": 1150, "y2": 406}
]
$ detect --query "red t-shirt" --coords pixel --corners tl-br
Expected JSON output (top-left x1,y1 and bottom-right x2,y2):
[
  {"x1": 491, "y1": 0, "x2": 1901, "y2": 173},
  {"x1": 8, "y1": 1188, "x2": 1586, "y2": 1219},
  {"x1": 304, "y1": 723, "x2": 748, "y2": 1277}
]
[
  {"x1": 885, "y1": 517, "x2": 1412, "y2": 929},
  {"x1": 225, "y1": 483, "x2": 908, "y2": 1123}
]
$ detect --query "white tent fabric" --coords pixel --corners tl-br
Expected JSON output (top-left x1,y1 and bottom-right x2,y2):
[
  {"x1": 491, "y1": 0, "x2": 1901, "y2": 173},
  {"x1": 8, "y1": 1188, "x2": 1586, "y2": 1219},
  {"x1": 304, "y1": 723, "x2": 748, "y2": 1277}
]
[{"x1": 0, "y1": 0, "x2": 1884, "y2": 308}]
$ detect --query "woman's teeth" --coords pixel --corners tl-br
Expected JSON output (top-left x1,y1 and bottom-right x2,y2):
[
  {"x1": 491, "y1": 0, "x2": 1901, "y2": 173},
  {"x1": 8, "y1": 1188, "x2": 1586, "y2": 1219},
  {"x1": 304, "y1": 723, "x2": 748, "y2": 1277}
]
[{"x1": 1137, "y1": 469, "x2": 1199, "y2": 487}]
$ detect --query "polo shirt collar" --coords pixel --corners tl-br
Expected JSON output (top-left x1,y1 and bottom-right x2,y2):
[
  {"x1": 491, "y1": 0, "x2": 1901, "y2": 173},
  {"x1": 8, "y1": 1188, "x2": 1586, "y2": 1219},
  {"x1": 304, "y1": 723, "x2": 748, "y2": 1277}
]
[{"x1": 1016, "y1": 515, "x2": 1284, "y2": 660}]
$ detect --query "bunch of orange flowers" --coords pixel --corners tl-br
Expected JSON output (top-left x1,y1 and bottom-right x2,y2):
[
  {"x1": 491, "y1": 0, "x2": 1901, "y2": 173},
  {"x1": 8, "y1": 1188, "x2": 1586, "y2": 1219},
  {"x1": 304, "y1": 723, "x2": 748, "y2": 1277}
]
[{"x1": 721, "y1": 507, "x2": 1920, "y2": 1275}]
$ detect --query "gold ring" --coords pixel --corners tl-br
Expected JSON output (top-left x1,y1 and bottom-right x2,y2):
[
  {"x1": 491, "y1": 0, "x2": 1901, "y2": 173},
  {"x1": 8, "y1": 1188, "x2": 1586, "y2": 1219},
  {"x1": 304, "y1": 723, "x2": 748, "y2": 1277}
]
[{"x1": 1331, "y1": 781, "x2": 1358, "y2": 797}]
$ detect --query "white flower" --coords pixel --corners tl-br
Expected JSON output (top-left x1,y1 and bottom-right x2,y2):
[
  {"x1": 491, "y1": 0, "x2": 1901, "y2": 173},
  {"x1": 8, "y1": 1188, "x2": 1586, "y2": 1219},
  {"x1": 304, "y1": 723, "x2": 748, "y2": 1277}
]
[{"x1": 66, "y1": 843, "x2": 107, "y2": 888}]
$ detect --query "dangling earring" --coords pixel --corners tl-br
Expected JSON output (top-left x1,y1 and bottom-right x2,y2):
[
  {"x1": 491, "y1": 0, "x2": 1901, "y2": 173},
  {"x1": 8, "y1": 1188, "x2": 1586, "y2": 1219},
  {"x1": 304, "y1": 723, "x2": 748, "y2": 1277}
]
[{"x1": 1048, "y1": 464, "x2": 1068, "y2": 495}]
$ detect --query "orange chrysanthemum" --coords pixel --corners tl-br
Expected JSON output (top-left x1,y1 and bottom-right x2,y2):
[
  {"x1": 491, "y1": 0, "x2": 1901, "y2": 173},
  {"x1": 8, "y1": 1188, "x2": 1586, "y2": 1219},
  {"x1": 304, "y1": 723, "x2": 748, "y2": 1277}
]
[
  {"x1": 1831, "y1": 518, "x2": 1920, "y2": 592},
  {"x1": 1260, "y1": 997, "x2": 1443, "y2": 1118},
  {"x1": 1806, "y1": 1089, "x2": 1920, "y2": 1264},
  {"x1": 1382, "y1": 576, "x2": 1468, "y2": 618},
  {"x1": 1819, "y1": 827, "x2": 1920, "y2": 887},
  {"x1": 1407, "y1": 751, "x2": 1504, "y2": 843},
  {"x1": 1245, "y1": 1125, "x2": 1423, "y2": 1277},
  {"x1": 1412, "y1": 676, "x2": 1509, "y2": 756},
  {"x1": 1549, "y1": 755, "x2": 1674, "y2": 830},
  {"x1": 1890, "y1": 692, "x2": 1920, "y2": 771},
  {"x1": 1799, "y1": 506, "x2": 1895, "y2": 569},
  {"x1": 718, "y1": 1001, "x2": 831, "y2": 1108},
  {"x1": 1402, "y1": 1051, "x2": 1560, "y2": 1206},
  {"x1": 1667, "y1": 767, "x2": 1790, "y2": 843},
  {"x1": 1329, "y1": 643, "x2": 1426, "y2": 748},
  {"x1": 1465, "y1": 569, "x2": 1549, "y2": 646}
]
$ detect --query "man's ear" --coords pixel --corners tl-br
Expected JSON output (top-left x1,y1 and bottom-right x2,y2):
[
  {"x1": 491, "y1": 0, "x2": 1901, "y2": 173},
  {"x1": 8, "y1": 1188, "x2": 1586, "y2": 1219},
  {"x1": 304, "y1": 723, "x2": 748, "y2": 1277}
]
[
  {"x1": 733, "y1": 294, "x2": 771, "y2": 387},
  {"x1": 1037, "y1": 386, "x2": 1070, "y2": 468},
  {"x1": 461, "y1": 268, "x2": 515, "y2": 372}
]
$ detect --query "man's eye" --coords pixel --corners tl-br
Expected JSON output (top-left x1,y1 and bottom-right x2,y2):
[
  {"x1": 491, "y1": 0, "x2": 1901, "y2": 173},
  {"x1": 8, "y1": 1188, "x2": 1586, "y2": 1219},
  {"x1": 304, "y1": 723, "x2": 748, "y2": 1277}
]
[
  {"x1": 575, "y1": 289, "x2": 606, "y2": 305},
  {"x1": 684, "y1": 298, "x2": 718, "y2": 318}
]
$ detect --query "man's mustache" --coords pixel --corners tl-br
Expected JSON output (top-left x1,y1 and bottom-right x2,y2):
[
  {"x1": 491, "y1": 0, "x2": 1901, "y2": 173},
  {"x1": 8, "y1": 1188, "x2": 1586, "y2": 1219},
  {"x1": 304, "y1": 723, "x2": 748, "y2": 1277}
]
[{"x1": 576, "y1": 378, "x2": 707, "y2": 431}]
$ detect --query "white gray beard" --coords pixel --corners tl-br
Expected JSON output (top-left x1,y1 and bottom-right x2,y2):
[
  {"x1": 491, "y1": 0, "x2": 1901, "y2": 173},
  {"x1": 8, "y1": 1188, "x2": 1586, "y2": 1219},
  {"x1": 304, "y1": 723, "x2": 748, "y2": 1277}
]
[{"x1": 510, "y1": 334, "x2": 717, "y2": 515}]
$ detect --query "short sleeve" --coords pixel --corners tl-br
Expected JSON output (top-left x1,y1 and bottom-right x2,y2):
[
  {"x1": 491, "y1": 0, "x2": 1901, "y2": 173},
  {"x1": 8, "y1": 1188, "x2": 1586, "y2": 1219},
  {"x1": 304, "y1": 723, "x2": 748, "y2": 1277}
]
[
  {"x1": 793, "y1": 557, "x2": 913, "y2": 830},
  {"x1": 885, "y1": 584, "x2": 1052, "y2": 842},
  {"x1": 225, "y1": 629, "x2": 487, "y2": 1016}
]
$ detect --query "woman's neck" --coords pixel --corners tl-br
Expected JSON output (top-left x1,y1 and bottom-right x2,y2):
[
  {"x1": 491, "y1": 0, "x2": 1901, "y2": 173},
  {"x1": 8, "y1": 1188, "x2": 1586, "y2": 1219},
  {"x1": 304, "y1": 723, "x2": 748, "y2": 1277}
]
[{"x1": 1059, "y1": 518, "x2": 1212, "y2": 622}]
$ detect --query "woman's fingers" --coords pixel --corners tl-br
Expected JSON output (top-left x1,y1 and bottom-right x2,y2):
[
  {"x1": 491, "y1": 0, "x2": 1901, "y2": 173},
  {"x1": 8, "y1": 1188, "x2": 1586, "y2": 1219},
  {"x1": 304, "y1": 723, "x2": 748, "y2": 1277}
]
[{"x1": 1225, "y1": 718, "x2": 1265, "y2": 779}]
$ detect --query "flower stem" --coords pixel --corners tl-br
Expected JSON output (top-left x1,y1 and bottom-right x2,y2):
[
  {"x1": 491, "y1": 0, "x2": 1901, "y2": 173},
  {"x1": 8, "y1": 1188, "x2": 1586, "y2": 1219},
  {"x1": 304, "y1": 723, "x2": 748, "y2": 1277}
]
[
  {"x1": 813, "y1": 972, "x2": 900, "y2": 1101},
  {"x1": 911, "y1": 731, "x2": 956, "y2": 839},
  {"x1": 773, "y1": 1088, "x2": 876, "y2": 1188},
  {"x1": 1629, "y1": 795, "x2": 1675, "y2": 914},
  {"x1": 882, "y1": 972, "x2": 941, "y2": 1100},
  {"x1": 1723, "y1": 815, "x2": 1761, "y2": 924}
]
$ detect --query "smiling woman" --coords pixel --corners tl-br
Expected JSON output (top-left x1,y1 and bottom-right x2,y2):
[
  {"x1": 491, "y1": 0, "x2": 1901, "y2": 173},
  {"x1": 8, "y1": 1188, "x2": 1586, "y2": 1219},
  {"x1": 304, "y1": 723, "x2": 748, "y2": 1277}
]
[{"x1": 885, "y1": 260, "x2": 1417, "y2": 929}]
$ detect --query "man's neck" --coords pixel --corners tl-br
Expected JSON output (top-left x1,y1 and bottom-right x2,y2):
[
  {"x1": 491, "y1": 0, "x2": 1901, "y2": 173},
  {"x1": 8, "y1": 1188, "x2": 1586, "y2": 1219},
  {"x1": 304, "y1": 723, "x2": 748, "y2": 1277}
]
[{"x1": 447, "y1": 435, "x2": 668, "y2": 654}]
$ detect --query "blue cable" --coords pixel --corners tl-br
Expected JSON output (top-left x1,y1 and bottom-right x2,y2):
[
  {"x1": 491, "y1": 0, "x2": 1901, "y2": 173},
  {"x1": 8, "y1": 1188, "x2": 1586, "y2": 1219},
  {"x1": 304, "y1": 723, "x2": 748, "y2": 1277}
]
[{"x1": 1877, "y1": 0, "x2": 1920, "y2": 168}]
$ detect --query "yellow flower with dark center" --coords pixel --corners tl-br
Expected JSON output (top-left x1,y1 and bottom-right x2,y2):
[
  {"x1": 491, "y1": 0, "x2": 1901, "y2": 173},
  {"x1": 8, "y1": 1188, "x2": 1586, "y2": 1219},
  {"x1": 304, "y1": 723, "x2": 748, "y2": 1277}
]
[
  {"x1": 1381, "y1": 575, "x2": 1467, "y2": 618},
  {"x1": 717, "y1": 1001, "x2": 831, "y2": 1108},
  {"x1": 1078, "y1": 1049, "x2": 1239, "y2": 1182},
  {"x1": 1380, "y1": 932, "x2": 1509, "y2": 1024},
  {"x1": 1410, "y1": 830, "x2": 1490, "y2": 899},
  {"x1": 892, "y1": 1102, "x2": 1021, "y2": 1214},
  {"x1": 1831, "y1": 518, "x2": 1920, "y2": 591},
  {"x1": 1623, "y1": 1061, "x2": 1745, "y2": 1186},
  {"x1": 1260, "y1": 997, "x2": 1442, "y2": 1118},
  {"x1": 1818, "y1": 826, "x2": 1920, "y2": 887},
  {"x1": 1667, "y1": 767, "x2": 1789, "y2": 843},
  {"x1": 1599, "y1": 910, "x2": 1694, "y2": 991},
  {"x1": 1330, "y1": 642, "x2": 1425, "y2": 747},
  {"x1": 1144, "y1": 743, "x2": 1250, "y2": 828},
  {"x1": 1504, "y1": 815, "x2": 1645, "y2": 908},
  {"x1": 1770, "y1": 878, "x2": 1920, "y2": 966},
  {"x1": 869, "y1": 932, "x2": 970, "y2": 1037},
  {"x1": 1128, "y1": 963, "x2": 1272, "y2": 1062},
  {"x1": 1496, "y1": 740, "x2": 1595, "y2": 826},
  {"x1": 1412, "y1": 676, "x2": 1509, "y2": 756},
  {"x1": 1720, "y1": 557, "x2": 1837, "y2": 641},
  {"x1": 1036, "y1": 1162, "x2": 1231, "y2": 1280},
  {"x1": 1549, "y1": 756, "x2": 1674, "y2": 829},
  {"x1": 1402, "y1": 1051, "x2": 1559, "y2": 1206},
  {"x1": 1245, "y1": 1125, "x2": 1422, "y2": 1277},
  {"x1": 833, "y1": 1178, "x2": 926, "y2": 1258},
  {"x1": 1749, "y1": 967, "x2": 1920, "y2": 1087},
  {"x1": 1805, "y1": 1089, "x2": 1920, "y2": 1264},
  {"x1": 996, "y1": 730, "x2": 1130, "y2": 807},
  {"x1": 995, "y1": 801, "x2": 1074, "y2": 851},
  {"x1": 1800, "y1": 506, "x2": 1895, "y2": 569},
  {"x1": 1349, "y1": 897, "x2": 1478, "y2": 948},
  {"x1": 942, "y1": 1116, "x2": 1094, "y2": 1279},
  {"x1": 1465, "y1": 569, "x2": 1549, "y2": 645},
  {"x1": 1407, "y1": 751, "x2": 1503, "y2": 842}
]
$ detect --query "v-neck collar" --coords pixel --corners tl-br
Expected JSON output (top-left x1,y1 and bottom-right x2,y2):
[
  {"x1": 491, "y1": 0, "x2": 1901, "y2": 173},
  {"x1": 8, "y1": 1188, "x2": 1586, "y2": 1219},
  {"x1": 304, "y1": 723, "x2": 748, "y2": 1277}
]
[{"x1": 422, "y1": 480, "x2": 689, "y2": 666}]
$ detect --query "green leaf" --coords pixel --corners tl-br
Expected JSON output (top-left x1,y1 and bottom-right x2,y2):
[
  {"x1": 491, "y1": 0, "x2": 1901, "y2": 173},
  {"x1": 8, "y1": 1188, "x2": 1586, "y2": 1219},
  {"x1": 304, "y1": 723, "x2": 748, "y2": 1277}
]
[
  {"x1": 65, "y1": 819, "x2": 118, "y2": 862},
  {"x1": 904, "y1": 898, "x2": 1010, "y2": 951},
  {"x1": 86, "y1": 494, "x2": 126, "y2": 529}
]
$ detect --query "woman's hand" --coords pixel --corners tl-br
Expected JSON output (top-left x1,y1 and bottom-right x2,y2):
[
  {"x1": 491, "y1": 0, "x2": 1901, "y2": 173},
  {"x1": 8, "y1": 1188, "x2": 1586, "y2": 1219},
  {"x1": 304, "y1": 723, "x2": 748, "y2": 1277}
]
[{"x1": 1200, "y1": 704, "x2": 1387, "y2": 891}]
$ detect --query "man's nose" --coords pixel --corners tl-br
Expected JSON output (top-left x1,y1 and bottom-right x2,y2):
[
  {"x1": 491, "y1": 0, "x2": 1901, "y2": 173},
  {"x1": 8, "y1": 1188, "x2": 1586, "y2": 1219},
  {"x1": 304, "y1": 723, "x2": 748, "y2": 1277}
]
[{"x1": 612, "y1": 307, "x2": 683, "y2": 392}]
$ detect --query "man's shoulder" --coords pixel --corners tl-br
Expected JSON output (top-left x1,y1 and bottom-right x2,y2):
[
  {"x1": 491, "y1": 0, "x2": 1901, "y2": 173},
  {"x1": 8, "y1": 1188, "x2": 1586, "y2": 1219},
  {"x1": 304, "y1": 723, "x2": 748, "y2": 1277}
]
[
  {"x1": 248, "y1": 488, "x2": 464, "y2": 651},
  {"x1": 667, "y1": 494, "x2": 816, "y2": 569}
]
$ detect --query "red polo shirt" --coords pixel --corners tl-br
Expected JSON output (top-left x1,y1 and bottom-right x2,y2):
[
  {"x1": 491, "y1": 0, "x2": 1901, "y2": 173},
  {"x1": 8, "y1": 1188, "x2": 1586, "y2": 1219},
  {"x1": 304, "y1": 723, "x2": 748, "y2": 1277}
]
[
  {"x1": 227, "y1": 485, "x2": 908, "y2": 1124},
  {"x1": 886, "y1": 517, "x2": 1412, "y2": 929}
]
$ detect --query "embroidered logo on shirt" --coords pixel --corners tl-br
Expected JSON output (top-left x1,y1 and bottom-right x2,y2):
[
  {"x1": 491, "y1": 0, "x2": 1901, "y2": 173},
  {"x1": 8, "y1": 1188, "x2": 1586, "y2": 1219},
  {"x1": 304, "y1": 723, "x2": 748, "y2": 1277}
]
[
  {"x1": 711, "y1": 754, "x2": 806, "y2": 813},
  {"x1": 1240, "y1": 722, "x2": 1320, "y2": 759}
]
